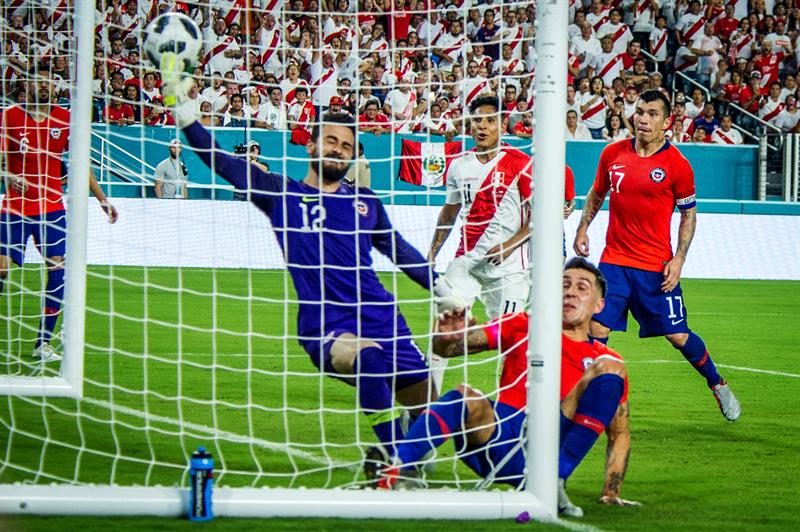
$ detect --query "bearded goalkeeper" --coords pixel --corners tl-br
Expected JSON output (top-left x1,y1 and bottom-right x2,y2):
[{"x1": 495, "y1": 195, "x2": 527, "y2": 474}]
[{"x1": 160, "y1": 58, "x2": 438, "y2": 459}]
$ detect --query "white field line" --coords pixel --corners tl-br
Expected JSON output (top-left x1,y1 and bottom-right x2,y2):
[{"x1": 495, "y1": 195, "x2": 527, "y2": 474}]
[
  {"x1": 628, "y1": 360, "x2": 800, "y2": 378},
  {"x1": 80, "y1": 396, "x2": 355, "y2": 470},
  {"x1": 547, "y1": 518, "x2": 604, "y2": 532}
]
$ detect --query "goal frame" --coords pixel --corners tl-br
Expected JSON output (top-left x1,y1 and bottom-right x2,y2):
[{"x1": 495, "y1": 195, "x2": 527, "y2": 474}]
[{"x1": 0, "y1": 2, "x2": 567, "y2": 520}]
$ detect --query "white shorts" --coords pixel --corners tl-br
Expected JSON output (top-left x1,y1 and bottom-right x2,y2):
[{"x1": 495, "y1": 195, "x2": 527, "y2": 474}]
[{"x1": 444, "y1": 256, "x2": 530, "y2": 319}]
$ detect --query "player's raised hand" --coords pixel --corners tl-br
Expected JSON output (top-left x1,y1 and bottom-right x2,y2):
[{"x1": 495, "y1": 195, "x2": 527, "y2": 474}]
[
  {"x1": 598, "y1": 495, "x2": 641, "y2": 507},
  {"x1": 661, "y1": 255, "x2": 685, "y2": 292},
  {"x1": 573, "y1": 230, "x2": 590, "y2": 257},
  {"x1": 158, "y1": 53, "x2": 198, "y2": 127}
]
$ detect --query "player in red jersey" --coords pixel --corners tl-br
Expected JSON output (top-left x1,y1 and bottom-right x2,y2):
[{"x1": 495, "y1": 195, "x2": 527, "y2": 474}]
[
  {"x1": 374, "y1": 258, "x2": 637, "y2": 516},
  {"x1": 428, "y1": 95, "x2": 533, "y2": 320},
  {"x1": 573, "y1": 89, "x2": 740, "y2": 421},
  {"x1": 1, "y1": 73, "x2": 118, "y2": 362}
]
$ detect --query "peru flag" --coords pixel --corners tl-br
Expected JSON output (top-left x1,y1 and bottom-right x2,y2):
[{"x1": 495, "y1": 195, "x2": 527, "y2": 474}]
[{"x1": 398, "y1": 139, "x2": 462, "y2": 187}]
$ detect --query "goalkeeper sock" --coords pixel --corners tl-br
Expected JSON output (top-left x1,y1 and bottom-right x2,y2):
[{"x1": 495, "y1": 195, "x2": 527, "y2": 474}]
[
  {"x1": 397, "y1": 389, "x2": 465, "y2": 469},
  {"x1": 559, "y1": 373, "x2": 624, "y2": 480},
  {"x1": 675, "y1": 332, "x2": 721, "y2": 387},
  {"x1": 354, "y1": 347, "x2": 403, "y2": 457},
  {"x1": 36, "y1": 268, "x2": 64, "y2": 348}
]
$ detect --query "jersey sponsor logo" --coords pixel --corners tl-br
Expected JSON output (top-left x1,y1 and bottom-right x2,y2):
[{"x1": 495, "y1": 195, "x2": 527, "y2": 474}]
[
  {"x1": 50, "y1": 127, "x2": 63, "y2": 139},
  {"x1": 354, "y1": 200, "x2": 369, "y2": 216},
  {"x1": 649, "y1": 167, "x2": 666, "y2": 183}
]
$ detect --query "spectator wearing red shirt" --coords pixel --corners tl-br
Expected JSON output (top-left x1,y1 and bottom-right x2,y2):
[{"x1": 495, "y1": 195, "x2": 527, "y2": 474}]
[
  {"x1": 752, "y1": 41, "x2": 786, "y2": 91},
  {"x1": 104, "y1": 89, "x2": 135, "y2": 125},
  {"x1": 720, "y1": 70, "x2": 747, "y2": 107},
  {"x1": 618, "y1": 41, "x2": 642, "y2": 70},
  {"x1": 513, "y1": 112, "x2": 533, "y2": 138},
  {"x1": 358, "y1": 100, "x2": 391, "y2": 135},
  {"x1": 713, "y1": 4, "x2": 739, "y2": 42}
]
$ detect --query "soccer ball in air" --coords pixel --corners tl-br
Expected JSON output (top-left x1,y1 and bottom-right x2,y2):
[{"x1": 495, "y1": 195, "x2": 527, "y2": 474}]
[{"x1": 143, "y1": 13, "x2": 202, "y2": 71}]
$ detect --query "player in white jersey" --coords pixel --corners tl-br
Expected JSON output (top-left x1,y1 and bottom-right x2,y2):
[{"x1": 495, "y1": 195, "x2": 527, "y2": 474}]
[{"x1": 428, "y1": 95, "x2": 533, "y2": 320}]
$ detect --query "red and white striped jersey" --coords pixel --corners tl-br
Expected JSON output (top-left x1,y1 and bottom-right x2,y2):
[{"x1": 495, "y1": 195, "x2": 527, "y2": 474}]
[{"x1": 444, "y1": 148, "x2": 532, "y2": 272}]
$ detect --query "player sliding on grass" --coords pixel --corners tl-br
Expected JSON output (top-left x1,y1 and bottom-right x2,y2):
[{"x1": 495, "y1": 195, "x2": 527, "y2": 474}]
[
  {"x1": 1, "y1": 71, "x2": 118, "y2": 363},
  {"x1": 375, "y1": 258, "x2": 638, "y2": 517},
  {"x1": 160, "y1": 57, "x2": 438, "y2": 460},
  {"x1": 573, "y1": 89, "x2": 741, "y2": 421}
]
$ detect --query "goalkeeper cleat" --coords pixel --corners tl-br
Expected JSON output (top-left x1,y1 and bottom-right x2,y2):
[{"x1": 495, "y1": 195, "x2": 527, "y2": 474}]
[
  {"x1": 711, "y1": 381, "x2": 740, "y2": 421},
  {"x1": 32, "y1": 342, "x2": 61, "y2": 362},
  {"x1": 362, "y1": 445, "x2": 390, "y2": 488},
  {"x1": 558, "y1": 478, "x2": 584, "y2": 518}
]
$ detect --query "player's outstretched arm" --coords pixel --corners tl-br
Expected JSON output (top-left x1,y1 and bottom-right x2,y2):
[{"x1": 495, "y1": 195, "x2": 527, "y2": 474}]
[
  {"x1": 661, "y1": 206, "x2": 696, "y2": 292},
  {"x1": 428, "y1": 202, "x2": 461, "y2": 263},
  {"x1": 372, "y1": 200, "x2": 437, "y2": 290},
  {"x1": 431, "y1": 309, "x2": 486, "y2": 358},
  {"x1": 599, "y1": 401, "x2": 640, "y2": 507},
  {"x1": 89, "y1": 170, "x2": 118, "y2": 224},
  {"x1": 573, "y1": 187, "x2": 606, "y2": 257}
]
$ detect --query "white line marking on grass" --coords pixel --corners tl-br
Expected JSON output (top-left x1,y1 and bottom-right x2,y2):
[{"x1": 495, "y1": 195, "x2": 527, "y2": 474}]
[
  {"x1": 80, "y1": 397, "x2": 355, "y2": 470},
  {"x1": 629, "y1": 360, "x2": 800, "y2": 378},
  {"x1": 548, "y1": 518, "x2": 604, "y2": 532}
]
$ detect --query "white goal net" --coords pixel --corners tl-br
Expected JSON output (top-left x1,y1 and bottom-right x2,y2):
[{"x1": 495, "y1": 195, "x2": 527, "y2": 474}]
[{"x1": 0, "y1": 0, "x2": 565, "y2": 519}]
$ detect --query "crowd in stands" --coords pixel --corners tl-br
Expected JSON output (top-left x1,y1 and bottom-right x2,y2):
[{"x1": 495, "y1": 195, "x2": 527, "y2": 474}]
[{"x1": 1, "y1": 0, "x2": 799, "y2": 146}]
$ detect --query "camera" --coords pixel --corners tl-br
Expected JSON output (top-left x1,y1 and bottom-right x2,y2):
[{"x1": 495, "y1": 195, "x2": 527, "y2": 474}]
[{"x1": 233, "y1": 143, "x2": 249, "y2": 156}]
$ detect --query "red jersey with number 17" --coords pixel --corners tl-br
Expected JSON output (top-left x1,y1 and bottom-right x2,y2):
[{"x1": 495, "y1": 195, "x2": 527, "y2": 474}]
[
  {"x1": 1, "y1": 105, "x2": 70, "y2": 217},
  {"x1": 592, "y1": 139, "x2": 696, "y2": 272},
  {"x1": 483, "y1": 312, "x2": 628, "y2": 410}
]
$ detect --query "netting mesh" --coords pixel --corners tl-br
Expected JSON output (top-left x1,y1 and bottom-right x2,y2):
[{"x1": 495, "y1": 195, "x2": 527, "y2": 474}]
[{"x1": 1, "y1": 1, "x2": 536, "y2": 492}]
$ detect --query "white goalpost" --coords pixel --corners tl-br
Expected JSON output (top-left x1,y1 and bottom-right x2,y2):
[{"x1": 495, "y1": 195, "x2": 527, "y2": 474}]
[{"x1": 0, "y1": 1, "x2": 566, "y2": 520}]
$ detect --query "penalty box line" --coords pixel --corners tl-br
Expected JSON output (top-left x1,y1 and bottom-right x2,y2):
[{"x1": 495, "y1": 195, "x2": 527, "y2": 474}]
[{"x1": 628, "y1": 360, "x2": 800, "y2": 379}]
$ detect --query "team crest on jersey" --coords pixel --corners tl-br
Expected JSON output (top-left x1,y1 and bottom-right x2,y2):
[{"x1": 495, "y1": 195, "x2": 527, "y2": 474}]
[
  {"x1": 354, "y1": 200, "x2": 369, "y2": 216},
  {"x1": 581, "y1": 357, "x2": 595, "y2": 370},
  {"x1": 50, "y1": 127, "x2": 62, "y2": 139},
  {"x1": 649, "y1": 167, "x2": 666, "y2": 183},
  {"x1": 491, "y1": 171, "x2": 505, "y2": 187}
]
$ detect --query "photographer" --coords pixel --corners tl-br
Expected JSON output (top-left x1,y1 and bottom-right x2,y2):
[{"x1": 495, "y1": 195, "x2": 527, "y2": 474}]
[
  {"x1": 237, "y1": 140, "x2": 269, "y2": 173},
  {"x1": 154, "y1": 139, "x2": 188, "y2": 199}
]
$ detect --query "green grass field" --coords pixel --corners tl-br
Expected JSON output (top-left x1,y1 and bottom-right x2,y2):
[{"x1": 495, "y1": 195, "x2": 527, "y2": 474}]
[{"x1": 1, "y1": 267, "x2": 799, "y2": 531}]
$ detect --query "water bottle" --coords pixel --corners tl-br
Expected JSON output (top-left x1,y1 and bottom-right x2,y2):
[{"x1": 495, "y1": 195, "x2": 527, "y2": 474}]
[{"x1": 188, "y1": 446, "x2": 214, "y2": 521}]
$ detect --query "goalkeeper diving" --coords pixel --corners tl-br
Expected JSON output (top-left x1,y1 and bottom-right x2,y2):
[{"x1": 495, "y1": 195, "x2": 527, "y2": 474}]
[
  {"x1": 159, "y1": 56, "x2": 439, "y2": 459},
  {"x1": 375, "y1": 258, "x2": 639, "y2": 517}
]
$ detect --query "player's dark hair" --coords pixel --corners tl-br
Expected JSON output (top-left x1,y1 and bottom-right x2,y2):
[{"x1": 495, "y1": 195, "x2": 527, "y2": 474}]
[
  {"x1": 564, "y1": 257, "x2": 607, "y2": 297},
  {"x1": 639, "y1": 89, "x2": 671, "y2": 118},
  {"x1": 469, "y1": 94, "x2": 500, "y2": 115},
  {"x1": 311, "y1": 112, "x2": 356, "y2": 143}
]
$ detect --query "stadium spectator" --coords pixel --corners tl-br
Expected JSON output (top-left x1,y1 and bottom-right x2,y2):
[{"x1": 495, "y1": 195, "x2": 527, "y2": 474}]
[
  {"x1": 648, "y1": 15, "x2": 669, "y2": 76},
  {"x1": 588, "y1": 36, "x2": 624, "y2": 88},
  {"x1": 199, "y1": 100, "x2": 219, "y2": 127},
  {"x1": 685, "y1": 87, "x2": 706, "y2": 119},
  {"x1": 358, "y1": 99, "x2": 391, "y2": 135},
  {"x1": 759, "y1": 81, "x2": 786, "y2": 124},
  {"x1": 222, "y1": 93, "x2": 249, "y2": 127},
  {"x1": 581, "y1": 76, "x2": 612, "y2": 139},
  {"x1": 693, "y1": 102, "x2": 721, "y2": 135},
  {"x1": 711, "y1": 115, "x2": 744, "y2": 144},
  {"x1": 691, "y1": 126, "x2": 708, "y2": 143},
  {"x1": 566, "y1": 109, "x2": 592, "y2": 140},
  {"x1": 774, "y1": 95, "x2": 800, "y2": 132},
  {"x1": 422, "y1": 102, "x2": 456, "y2": 139},
  {"x1": 513, "y1": 112, "x2": 533, "y2": 138},
  {"x1": 256, "y1": 86, "x2": 289, "y2": 130},
  {"x1": 690, "y1": 22, "x2": 723, "y2": 88},
  {"x1": 104, "y1": 89, "x2": 135, "y2": 125},
  {"x1": 144, "y1": 96, "x2": 176, "y2": 126},
  {"x1": 602, "y1": 114, "x2": 631, "y2": 141},
  {"x1": 288, "y1": 86, "x2": 316, "y2": 144},
  {"x1": 597, "y1": 9, "x2": 633, "y2": 54},
  {"x1": 123, "y1": 84, "x2": 142, "y2": 123},
  {"x1": 667, "y1": 117, "x2": 692, "y2": 143},
  {"x1": 571, "y1": 21, "x2": 602, "y2": 78}
]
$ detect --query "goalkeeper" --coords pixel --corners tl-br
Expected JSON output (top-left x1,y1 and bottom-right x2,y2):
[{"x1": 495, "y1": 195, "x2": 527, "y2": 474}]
[
  {"x1": 377, "y1": 258, "x2": 639, "y2": 517},
  {"x1": 159, "y1": 59, "x2": 438, "y2": 458}
]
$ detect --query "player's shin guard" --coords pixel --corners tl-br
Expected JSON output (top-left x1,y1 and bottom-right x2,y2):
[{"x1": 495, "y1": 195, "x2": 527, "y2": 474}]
[
  {"x1": 37, "y1": 268, "x2": 65, "y2": 347},
  {"x1": 675, "y1": 331, "x2": 722, "y2": 387},
  {"x1": 397, "y1": 389, "x2": 465, "y2": 469},
  {"x1": 354, "y1": 347, "x2": 404, "y2": 457},
  {"x1": 559, "y1": 374, "x2": 624, "y2": 480}
]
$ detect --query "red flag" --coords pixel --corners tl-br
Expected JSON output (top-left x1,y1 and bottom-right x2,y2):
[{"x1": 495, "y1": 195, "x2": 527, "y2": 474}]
[{"x1": 398, "y1": 139, "x2": 463, "y2": 187}]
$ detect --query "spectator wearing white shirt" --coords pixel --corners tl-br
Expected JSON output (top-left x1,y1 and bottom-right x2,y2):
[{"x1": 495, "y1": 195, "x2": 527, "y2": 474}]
[
  {"x1": 596, "y1": 9, "x2": 633, "y2": 54},
  {"x1": 690, "y1": 22, "x2": 723, "y2": 88},
  {"x1": 570, "y1": 22, "x2": 602, "y2": 77},
  {"x1": 710, "y1": 115, "x2": 744, "y2": 144},
  {"x1": 774, "y1": 96, "x2": 800, "y2": 133},
  {"x1": 255, "y1": 86, "x2": 288, "y2": 130},
  {"x1": 566, "y1": 109, "x2": 592, "y2": 140},
  {"x1": 432, "y1": 19, "x2": 469, "y2": 73}
]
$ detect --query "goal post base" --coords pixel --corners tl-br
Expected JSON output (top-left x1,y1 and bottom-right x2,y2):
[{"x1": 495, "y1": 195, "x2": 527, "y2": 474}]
[{"x1": 0, "y1": 485, "x2": 553, "y2": 520}]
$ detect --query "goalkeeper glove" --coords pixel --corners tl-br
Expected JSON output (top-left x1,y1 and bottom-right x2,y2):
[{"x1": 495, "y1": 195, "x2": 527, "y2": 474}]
[
  {"x1": 433, "y1": 275, "x2": 470, "y2": 314},
  {"x1": 159, "y1": 53, "x2": 199, "y2": 128}
]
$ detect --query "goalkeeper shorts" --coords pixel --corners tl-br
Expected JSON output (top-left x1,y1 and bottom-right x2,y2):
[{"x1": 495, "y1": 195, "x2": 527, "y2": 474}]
[{"x1": 300, "y1": 329, "x2": 430, "y2": 390}]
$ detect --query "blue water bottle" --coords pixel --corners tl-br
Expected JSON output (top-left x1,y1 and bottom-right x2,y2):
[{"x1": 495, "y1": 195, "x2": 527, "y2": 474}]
[{"x1": 188, "y1": 446, "x2": 214, "y2": 521}]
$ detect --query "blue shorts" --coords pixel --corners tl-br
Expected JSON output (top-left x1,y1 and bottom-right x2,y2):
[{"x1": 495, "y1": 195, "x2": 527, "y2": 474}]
[
  {"x1": 299, "y1": 328, "x2": 430, "y2": 391},
  {"x1": 0, "y1": 211, "x2": 67, "y2": 266},
  {"x1": 456, "y1": 401, "x2": 526, "y2": 487},
  {"x1": 594, "y1": 263, "x2": 691, "y2": 338}
]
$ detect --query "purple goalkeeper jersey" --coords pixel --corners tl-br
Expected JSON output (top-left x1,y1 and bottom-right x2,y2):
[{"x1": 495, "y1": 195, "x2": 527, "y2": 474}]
[{"x1": 183, "y1": 122, "x2": 435, "y2": 339}]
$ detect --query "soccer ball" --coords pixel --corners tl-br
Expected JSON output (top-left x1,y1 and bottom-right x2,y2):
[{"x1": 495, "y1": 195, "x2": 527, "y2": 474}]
[{"x1": 143, "y1": 13, "x2": 202, "y2": 71}]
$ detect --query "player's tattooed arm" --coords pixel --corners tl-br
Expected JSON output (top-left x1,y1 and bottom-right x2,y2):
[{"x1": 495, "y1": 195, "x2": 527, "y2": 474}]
[
  {"x1": 432, "y1": 310, "x2": 487, "y2": 358},
  {"x1": 662, "y1": 207, "x2": 696, "y2": 291},
  {"x1": 428, "y1": 202, "x2": 461, "y2": 262},
  {"x1": 564, "y1": 199, "x2": 576, "y2": 220},
  {"x1": 573, "y1": 188, "x2": 605, "y2": 257},
  {"x1": 600, "y1": 401, "x2": 640, "y2": 506}
]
